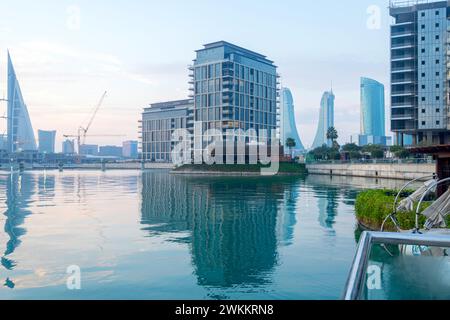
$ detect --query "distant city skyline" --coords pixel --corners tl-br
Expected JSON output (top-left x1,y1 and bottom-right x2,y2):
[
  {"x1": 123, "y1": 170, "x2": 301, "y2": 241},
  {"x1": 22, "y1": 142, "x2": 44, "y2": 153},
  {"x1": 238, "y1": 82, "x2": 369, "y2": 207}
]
[{"x1": 0, "y1": 0, "x2": 391, "y2": 150}]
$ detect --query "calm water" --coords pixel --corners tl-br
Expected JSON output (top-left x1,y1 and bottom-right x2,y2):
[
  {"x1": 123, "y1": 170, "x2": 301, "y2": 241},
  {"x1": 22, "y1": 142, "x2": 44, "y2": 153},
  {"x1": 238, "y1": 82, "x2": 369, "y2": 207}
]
[{"x1": 0, "y1": 170, "x2": 418, "y2": 300}]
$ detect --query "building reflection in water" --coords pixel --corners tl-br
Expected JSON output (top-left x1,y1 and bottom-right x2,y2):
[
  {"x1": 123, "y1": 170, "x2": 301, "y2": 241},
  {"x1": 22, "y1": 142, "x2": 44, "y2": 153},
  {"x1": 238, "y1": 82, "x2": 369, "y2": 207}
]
[
  {"x1": 141, "y1": 172, "x2": 301, "y2": 290},
  {"x1": 1, "y1": 173, "x2": 35, "y2": 288}
]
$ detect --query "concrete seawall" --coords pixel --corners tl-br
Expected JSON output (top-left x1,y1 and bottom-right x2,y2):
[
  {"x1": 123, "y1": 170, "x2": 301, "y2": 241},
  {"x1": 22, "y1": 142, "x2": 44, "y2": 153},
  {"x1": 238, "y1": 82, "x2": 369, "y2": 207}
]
[
  {"x1": 306, "y1": 162, "x2": 435, "y2": 181},
  {"x1": 0, "y1": 162, "x2": 174, "y2": 171}
]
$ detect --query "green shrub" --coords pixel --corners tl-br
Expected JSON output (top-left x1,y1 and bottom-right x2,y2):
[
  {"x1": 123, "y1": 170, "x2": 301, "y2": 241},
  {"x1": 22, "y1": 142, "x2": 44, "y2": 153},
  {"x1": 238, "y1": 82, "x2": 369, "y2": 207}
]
[{"x1": 355, "y1": 189, "x2": 449, "y2": 231}]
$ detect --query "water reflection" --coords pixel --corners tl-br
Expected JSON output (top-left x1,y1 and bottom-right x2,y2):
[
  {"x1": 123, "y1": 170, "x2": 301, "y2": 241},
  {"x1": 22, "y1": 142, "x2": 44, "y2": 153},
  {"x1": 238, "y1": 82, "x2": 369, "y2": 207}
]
[
  {"x1": 141, "y1": 173, "x2": 301, "y2": 291},
  {"x1": 0, "y1": 170, "x2": 405, "y2": 299},
  {"x1": 1, "y1": 174, "x2": 34, "y2": 287}
]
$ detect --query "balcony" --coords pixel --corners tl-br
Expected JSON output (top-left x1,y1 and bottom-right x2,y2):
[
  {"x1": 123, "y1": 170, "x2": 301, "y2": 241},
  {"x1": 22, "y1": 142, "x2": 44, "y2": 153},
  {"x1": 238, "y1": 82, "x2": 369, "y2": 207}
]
[
  {"x1": 391, "y1": 103, "x2": 414, "y2": 109},
  {"x1": 392, "y1": 78, "x2": 416, "y2": 85},
  {"x1": 391, "y1": 90, "x2": 415, "y2": 97},
  {"x1": 392, "y1": 66, "x2": 416, "y2": 73},
  {"x1": 391, "y1": 42, "x2": 415, "y2": 50},
  {"x1": 391, "y1": 54, "x2": 415, "y2": 62},
  {"x1": 391, "y1": 31, "x2": 415, "y2": 38},
  {"x1": 392, "y1": 113, "x2": 415, "y2": 120}
]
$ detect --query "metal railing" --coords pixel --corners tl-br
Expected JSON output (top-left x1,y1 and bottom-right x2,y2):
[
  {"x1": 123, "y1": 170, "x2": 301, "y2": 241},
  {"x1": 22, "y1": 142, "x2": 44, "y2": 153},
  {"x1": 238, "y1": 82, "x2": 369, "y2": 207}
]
[{"x1": 343, "y1": 231, "x2": 450, "y2": 300}]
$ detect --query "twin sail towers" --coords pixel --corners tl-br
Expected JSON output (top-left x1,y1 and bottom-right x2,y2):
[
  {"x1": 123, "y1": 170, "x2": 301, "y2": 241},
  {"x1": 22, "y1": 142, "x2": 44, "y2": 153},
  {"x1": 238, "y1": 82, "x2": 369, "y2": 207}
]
[{"x1": 4, "y1": 51, "x2": 37, "y2": 153}]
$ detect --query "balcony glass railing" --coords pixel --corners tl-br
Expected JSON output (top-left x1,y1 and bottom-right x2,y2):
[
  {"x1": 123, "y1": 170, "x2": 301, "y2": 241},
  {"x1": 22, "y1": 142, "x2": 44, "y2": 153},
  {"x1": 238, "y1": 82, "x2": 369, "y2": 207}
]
[
  {"x1": 391, "y1": 31, "x2": 415, "y2": 38},
  {"x1": 392, "y1": 55, "x2": 415, "y2": 60},
  {"x1": 344, "y1": 232, "x2": 450, "y2": 300},
  {"x1": 392, "y1": 42, "x2": 415, "y2": 49}
]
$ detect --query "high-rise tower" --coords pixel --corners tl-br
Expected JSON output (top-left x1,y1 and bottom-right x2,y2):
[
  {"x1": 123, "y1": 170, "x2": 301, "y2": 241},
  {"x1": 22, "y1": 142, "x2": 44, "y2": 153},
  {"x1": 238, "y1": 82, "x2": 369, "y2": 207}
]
[
  {"x1": 390, "y1": 0, "x2": 450, "y2": 146},
  {"x1": 7, "y1": 51, "x2": 37, "y2": 153},
  {"x1": 312, "y1": 90, "x2": 335, "y2": 149},
  {"x1": 279, "y1": 87, "x2": 305, "y2": 155}
]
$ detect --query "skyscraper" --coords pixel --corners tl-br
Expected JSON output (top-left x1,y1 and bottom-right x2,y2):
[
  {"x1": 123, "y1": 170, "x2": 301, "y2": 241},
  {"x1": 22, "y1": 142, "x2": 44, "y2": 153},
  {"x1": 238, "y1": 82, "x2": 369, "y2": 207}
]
[
  {"x1": 62, "y1": 139, "x2": 75, "y2": 154},
  {"x1": 312, "y1": 90, "x2": 335, "y2": 149},
  {"x1": 354, "y1": 78, "x2": 390, "y2": 146},
  {"x1": 390, "y1": 0, "x2": 450, "y2": 146},
  {"x1": 190, "y1": 41, "x2": 278, "y2": 156},
  {"x1": 7, "y1": 51, "x2": 37, "y2": 153},
  {"x1": 122, "y1": 140, "x2": 138, "y2": 159},
  {"x1": 38, "y1": 130, "x2": 56, "y2": 154},
  {"x1": 279, "y1": 87, "x2": 305, "y2": 155},
  {"x1": 361, "y1": 78, "x2": 385, "y2": 137}
]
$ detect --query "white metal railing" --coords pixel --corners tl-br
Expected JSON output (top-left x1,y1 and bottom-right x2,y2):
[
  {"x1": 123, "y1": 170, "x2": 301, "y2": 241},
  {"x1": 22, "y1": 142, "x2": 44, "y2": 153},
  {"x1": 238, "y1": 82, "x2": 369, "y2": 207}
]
[{"x1": 343, "y1": 231, "x2": 450, "y2": 300}]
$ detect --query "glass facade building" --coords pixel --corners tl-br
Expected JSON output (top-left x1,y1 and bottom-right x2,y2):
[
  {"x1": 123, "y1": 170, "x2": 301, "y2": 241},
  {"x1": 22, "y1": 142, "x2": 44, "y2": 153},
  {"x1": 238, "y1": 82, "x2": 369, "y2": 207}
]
[
  {"x1": 312, "y1": 91, "x2": 335, "y2": 149},
  {"x1": 79, "y1": 144, "x2": 99, "y2": 156},
  {"x1": 62, "y1": 139, "x2": 75, "y2": 155},
  {"x1": 189, "y1": 41, "x2": 279, "y2": 151},
  {"x1": 279, "y1": 87, "x2": 305, "y2": 155},
  {"x1": 7, "y1": 51, "x2": 37, "y2": 153},
  {"x1": 38, "y1": 130, "x2": 56, "y2": 154},
  {"x1": 141, "y1": 100, "x2": 191, "y2": 162},
  {"x1": 122, "y1": 140, "x2": 138, "y2": 159},
  {"x1": 355, "y1": 77, "x2": 390, "y2": 146},
  {"x1": 390, "y1": 0, "x2": 450, "y2": 145},
  {"x1": 361, "y1": 77, "x2": 385, "y2": 137}
]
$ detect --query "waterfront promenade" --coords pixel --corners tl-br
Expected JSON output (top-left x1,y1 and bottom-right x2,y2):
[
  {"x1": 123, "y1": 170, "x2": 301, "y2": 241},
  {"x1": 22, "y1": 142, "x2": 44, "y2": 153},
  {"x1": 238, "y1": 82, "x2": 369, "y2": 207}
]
[
  {"x1": 0, "y1": 162, "x2": 174, "y2": 171},
  {"x1": 306, "y1": 160, "x2": 435, "y2": 181}
]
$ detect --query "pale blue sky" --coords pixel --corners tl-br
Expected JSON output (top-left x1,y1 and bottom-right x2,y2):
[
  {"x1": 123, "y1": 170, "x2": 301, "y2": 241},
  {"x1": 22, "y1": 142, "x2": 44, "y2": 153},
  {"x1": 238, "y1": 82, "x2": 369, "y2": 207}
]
[{"x1": 0, "y1": 0, "x2": 392, "y2": 150}]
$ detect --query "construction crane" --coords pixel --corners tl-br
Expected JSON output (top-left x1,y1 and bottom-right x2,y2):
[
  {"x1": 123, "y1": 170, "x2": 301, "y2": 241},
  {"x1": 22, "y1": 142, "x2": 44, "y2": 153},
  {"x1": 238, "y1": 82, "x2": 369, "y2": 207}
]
[
  {"x1": 63, "y1": 91, "x2": 116, "y2": 155},
  {"x1": 79, "y1": 91, "x2": 107, "y2": 146}
]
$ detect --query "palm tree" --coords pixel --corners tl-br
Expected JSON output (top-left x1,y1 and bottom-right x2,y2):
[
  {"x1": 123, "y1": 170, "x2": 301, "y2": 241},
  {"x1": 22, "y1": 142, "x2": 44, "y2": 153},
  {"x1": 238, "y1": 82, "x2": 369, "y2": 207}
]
[
  {"x1": 286, "y1": 138, "x2": 296, "y2": 159},
  {"x1": 326, "y1": 127, "x2": 338, "y2": 148}
]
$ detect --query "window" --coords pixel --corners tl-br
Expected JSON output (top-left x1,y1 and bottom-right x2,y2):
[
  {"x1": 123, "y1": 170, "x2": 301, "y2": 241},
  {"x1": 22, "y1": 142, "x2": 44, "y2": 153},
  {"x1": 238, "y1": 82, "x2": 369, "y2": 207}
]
[
  {"x1": 436, "y1": 23, "x2": 440, "y2": 28},
  {"x1": 436, "y1": 35, "x2": 440, "y2": 40},
  {"x1": 422, "y1": 85, "x2": 426, "y2": 89},
  {"x1": 422, "y1": 12, "x2": 426, "y2": 17},
  {"x1": 421, "y1": 24, "x2": 425, "y2": 29},
  {"x1": 436, "y1": 96, "x2": 440, "y2": 101},
  {"x1": 436, "y1": 84, "x2": 440, "y2": 89},
  {"x1": 436, "y1": 10, "x2": 439, "y2": 15},
  {"x1": 436, "y1": 47, "x2": 440, "y2": 52},
  {"x1": 422, "y1": 60, "x2": 426, "y2": 65},
  {"x1": 436, "y1": 108, "x2": 440, "y2": 113},
  {"x1": 437, "y1": 121, "x2": 440, "y2": 125},
  {"x1": 422, "y1": 121, "x2": 426, "y2": 126},
  {"x1": 422, "y1": 48, "x2": 426, "y2": 53},
  {"x1": 422, "y1": 109, "x2": 426, "y2": 113},
  {"x1": 436, "y1": 59, "x2": 440, "y2": 64},
  {"x1": 422, "y1": 36, "x2": 426, "y2": 41},
  {"x1": 436, "y1": 72, "x2": 440, "y2": 76},
  {"x1": 422, "y1": 97, "x2": 426, "y2": 101},
  {"x1": 422, "y1": 73, "x2": 426, "y2": 77}
]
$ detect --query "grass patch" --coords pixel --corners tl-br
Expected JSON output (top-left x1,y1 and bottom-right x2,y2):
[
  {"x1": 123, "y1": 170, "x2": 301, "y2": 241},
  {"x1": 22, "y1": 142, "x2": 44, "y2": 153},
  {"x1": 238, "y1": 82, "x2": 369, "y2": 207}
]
[{"x1": 355, "y1": 189, "x2": 450, "y2": 231}]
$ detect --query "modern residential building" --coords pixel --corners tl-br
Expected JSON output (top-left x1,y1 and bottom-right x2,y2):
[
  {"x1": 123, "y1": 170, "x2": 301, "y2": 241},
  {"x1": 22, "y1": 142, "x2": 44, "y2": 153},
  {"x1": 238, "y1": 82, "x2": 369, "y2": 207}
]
[
  {"x1": 79, "y1": 144, "x2": 99, "y2": 156},
  {"x1": 7, "y1": 51, "x2": 37, "y2": 153},
  {"x1": 279, "y1": 87, "x2": 305, "y2": 155},
  {"x1": 141, "y1": 100, "x2": 191, "y2": 162},
  {"x1": 390, "y1": 0, "x2": 450, "y2": 146},
  {"x1": 353, "y1": 77, "x2": 390, "y2": 146},
  {"x1": 311, "y1": 90, "x2": 335, "y2": 149},
  {"x1": 122, "y1": 140, "x2": 138, "y2": 159},
  {"x1": 189, "y1": 41, "x2": 279, "y2": 156},
  {"x1": 62, "y1": 139, "x2": 75, "y2": 154},
  {"x1": 38, "y1": 130, "x2": 56, "y2": 154},
  {"x1": 99, "y1": 145, "x2": 123, "y2": 157}
]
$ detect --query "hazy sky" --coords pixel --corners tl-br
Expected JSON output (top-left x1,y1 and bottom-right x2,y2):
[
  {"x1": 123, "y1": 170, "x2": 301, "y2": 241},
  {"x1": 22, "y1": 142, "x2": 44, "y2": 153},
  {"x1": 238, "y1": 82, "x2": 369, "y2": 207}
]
[{"x1": 0, "y1": 0, "x2": 392, "y2": 151}]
